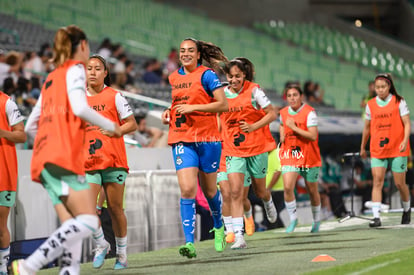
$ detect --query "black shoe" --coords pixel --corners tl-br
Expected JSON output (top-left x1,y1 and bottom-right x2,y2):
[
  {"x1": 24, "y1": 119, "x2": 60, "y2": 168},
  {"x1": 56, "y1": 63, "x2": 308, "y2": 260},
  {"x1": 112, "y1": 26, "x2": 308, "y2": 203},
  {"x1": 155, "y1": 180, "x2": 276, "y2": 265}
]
[
  {"x1": 369, "y1": 218, "x2": 381, "y2": 228},
  {"x1": 401, "y1": 208, "x2": 411, "y2": 224}
]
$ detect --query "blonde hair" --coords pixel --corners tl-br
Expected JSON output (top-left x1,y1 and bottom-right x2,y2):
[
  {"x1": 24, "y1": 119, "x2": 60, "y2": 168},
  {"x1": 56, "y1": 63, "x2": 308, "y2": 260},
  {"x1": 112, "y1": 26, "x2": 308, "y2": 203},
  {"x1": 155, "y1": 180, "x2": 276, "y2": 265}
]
[{"x1": 52, "y1": 25, "x2": 87, "y2": 67}]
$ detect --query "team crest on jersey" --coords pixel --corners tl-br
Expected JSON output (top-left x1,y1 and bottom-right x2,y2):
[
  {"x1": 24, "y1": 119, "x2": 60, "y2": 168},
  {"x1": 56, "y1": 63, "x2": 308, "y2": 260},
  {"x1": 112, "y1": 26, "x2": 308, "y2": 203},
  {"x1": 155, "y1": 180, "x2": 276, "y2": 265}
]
[{"x1": 176, "y1": 156, "x2": 183, "y2": 166}]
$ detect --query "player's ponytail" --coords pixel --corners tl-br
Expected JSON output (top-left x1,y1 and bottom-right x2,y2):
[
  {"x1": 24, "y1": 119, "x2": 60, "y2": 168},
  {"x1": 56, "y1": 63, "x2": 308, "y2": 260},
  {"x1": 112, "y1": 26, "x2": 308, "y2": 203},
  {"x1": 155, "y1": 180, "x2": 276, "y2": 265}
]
[
  {"x1": 183, "y1": 38, "x2": 228, "y2": 73},
  {"x1": 52, "y1": 25, "x2": 87, "y2": 67}
]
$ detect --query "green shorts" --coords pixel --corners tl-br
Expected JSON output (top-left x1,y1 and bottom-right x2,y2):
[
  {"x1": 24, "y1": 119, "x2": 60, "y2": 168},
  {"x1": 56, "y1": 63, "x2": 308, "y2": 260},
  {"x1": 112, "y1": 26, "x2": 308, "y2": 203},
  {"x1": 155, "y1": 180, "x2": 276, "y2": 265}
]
[
  {"x1": 40, "y1": 164, "x2": 89, "y2": 206},
  {"x1": 282, "y1": 166, "x2": 320, "y2": 183},
  {"x1": 217, "y1": 171, "x2": 251, "y2": 187},
  {"x1": 226, "y1": 153, "x2": 268, "y2": 179},
  {"x1": 86, "y1": 168, "x2": 128, "y2": 185},
  {"x1": 0, "y1": 191, "x2": 16, "y2": 207},
  {"x1": 371, "y1": 157, "x2": 407, "y2": 173}
]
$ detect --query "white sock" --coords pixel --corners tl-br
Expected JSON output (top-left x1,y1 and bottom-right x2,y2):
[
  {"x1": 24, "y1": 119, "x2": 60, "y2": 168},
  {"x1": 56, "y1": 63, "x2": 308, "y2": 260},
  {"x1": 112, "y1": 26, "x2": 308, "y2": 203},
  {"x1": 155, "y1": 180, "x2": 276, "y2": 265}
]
[
  {"x1": 115, "y1": 236, "x2": 127, "y2": 259},
  {"x1": 59, "y1": 239, "x2": 82, "y2": 275},
  {"x1": 223, "y1": 216, "x2": 233, "y2": 233},
  {"x1": 92, "y1": 226, "x2": 108, "y2": 247},
  {"x1": 402, "y1": 200, "x2": 411, "y2": 212},
  {"x1": 311, "y1": 204, "x2": 321, "y2": 223},
  {"x1": 0, "y1": 246, "x2": 9, "y2": 273},
  {"x1": 232, "y1": 217, "x2": 244, "y2": 237},
  {"x1": 372, "y1": 202, "x2": 381, "y2": 218},
  {"x1": 285, "y1": 200, "x2": 297, "y2": 222},
  {"x1": 244, "y1": 206, "x2": 252, "y2": 219},
  {"x1": 263, "y1": 197, "x2": 274, "y2": 208},
  {"x1": 25, "y1": 214, "x2": 98, "y2": 272}
]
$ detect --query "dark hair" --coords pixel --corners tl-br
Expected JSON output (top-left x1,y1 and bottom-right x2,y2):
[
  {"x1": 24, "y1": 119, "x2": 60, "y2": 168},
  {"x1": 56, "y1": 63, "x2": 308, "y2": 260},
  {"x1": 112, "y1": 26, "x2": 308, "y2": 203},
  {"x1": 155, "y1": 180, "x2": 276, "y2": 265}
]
[
  {"x1": 224, "y1": 57, "x2": 255, "y2": 82},
  {"x1": 182, "y1": 37, "x2": 228, "y2": 73},
  {"x1": 52, "y1": 25, "x2": 87, "y2": 67},
  {"x1": 134, "y1": 113, "x2": 146, "y2": 124},
  {"x1": 98, "y1": 38, "x2": 112, "y2": 50},
  {"x1": 285, "y1": 84, "x2": 303, "y2": 95},
  {"x1": 30, "y1": 76, "x2": 41, "y2": 89},
  {"x1": 89, "y1": 54, "x2": 111, "y2": 86},
  {"x1": 374, "y1": 73, "x2": 402, "y2": 102},
  {"x1": 17, "y1": 77, "x2": 29, "y2": 92},
  {"x1": 3, "y1": 77, "x2": 15, "y2": 95}
]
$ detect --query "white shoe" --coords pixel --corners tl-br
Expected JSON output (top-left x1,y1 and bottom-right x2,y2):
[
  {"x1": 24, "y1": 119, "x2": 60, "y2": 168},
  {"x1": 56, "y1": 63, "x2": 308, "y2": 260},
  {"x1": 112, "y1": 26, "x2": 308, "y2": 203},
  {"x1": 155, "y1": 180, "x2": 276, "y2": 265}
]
[
  {"x1": 264, "y1": 201, "x2": 277, "y2": 223},
  {"x1": 231, "y1": 236, "x2": 247, "y2": 249}
]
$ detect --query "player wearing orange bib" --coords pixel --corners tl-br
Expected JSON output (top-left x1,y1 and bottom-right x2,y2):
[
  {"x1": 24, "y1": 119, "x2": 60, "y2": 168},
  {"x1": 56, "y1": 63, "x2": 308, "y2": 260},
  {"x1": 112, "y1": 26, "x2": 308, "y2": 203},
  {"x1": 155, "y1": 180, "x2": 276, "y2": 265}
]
[
  {"x1": 161, "y1": 38, "x2": 228, "y2": 258},
  {"x1": 279, "y1": 84, "x2": 322, "y2": 234},
  {"x1": 360, "y1": 73, "x2": 411, "y2": 227},
  {"x1": 85, "y1": 55, "x2": 137, "y2": 269},
  {"x1": 13, "y1": 25, "x2": 121, "y2": 275},
  {"x1": 220, "y1": 58, "x2": 277, "y2": 249},
  {"x1": 0, "y1": 91, "x2": 26, "y2": 275}
]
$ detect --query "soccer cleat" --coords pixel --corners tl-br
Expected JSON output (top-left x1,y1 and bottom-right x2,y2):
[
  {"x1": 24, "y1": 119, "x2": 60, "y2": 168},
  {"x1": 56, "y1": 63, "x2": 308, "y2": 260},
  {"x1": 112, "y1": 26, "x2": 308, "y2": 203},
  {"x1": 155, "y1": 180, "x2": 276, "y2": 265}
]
[
  {"x1": 401, "y1": 208, "x2": 411, "y2": 224},
  {"x1": 92, "y1": 242, "x2": 110, "y2": 269},
  {"x1": 286, "y1": 219, "x2": 298, "y2": 233},
  {"x1": 264, "y1": 202, "x2": 277, "y2": 223},
  {"x1": 369, "y1": 218, "x2": 381, "y2": 228},
  {"x1": 210, "y1": 225, "x2": 226, "y2": 252},
  {"x1": 244, "y1": 215, "x2": 255, "y2": 236},
  {"x1": 11, "y1": 259, "x2": 35, "y2": 275},
  {"x1": 310, "y1": 221, "x2": 321, "y2": 233},
  {"x1": 179, "y1": 242, "x2": 197, "y2": 259},
  {"x1": 113, "y1": 254, "x2": 128, "y2": 270},
  {"x1": 226, "y1": 232, "x2": 235, "y2": 243},
  {"x1": 230, "y1": 235, "x2": 247, "y2": 249}
]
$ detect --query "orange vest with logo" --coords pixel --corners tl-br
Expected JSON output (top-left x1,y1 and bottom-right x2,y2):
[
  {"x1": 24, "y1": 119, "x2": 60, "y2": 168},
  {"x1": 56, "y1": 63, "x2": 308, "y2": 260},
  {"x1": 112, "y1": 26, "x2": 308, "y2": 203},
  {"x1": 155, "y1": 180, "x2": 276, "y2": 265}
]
[
  {"x1": 221, "y1": 81, "x2": 270, "y2": 157},
  {"x1": 279, "y1": 104, "x2": 321, "y2": 168},
  {"x1": 31, "y1": 60, "x2": 86, "y2": 183},
  {"x1": 84, "y1": 87, "x2": 129, "y2": 171},
  {"x1": 168, "y1": 66, "x2": 221, "y2": 144},
  {"x1": 368, "y1": 96, "x2": 410, "y2": 158},
  {"x1": 0, "y1": 92, "x2": 18, "y2": 191}
]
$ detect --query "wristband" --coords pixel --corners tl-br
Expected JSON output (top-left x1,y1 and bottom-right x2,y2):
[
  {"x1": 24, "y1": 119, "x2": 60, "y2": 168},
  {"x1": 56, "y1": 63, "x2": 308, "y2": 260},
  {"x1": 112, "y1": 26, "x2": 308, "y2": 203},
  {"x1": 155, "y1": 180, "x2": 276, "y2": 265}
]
[{"x1": 96, "y1": 206, "x2": 102, "y2": 210}]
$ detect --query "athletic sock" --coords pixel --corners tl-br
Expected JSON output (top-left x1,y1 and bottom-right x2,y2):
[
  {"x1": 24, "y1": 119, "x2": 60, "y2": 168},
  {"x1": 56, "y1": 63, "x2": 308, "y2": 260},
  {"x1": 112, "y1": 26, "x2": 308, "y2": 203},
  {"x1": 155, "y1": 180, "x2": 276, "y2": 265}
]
[
  {"x1": 372, "y1": 202, "x2": 381, "y2": 218},
  {"x1": 223, "y1": 216, "x2": 233, "y2": 233},
  {"x1": 263, "y1": 197, "x2": 274, "y2": 208},
  {"x1": 0, "y1": 246, "x2": 9, "y2": 273},
  {"x1": 244, "y1": 205, "x2": 252, "y2": 219},
  {"x1": 180, "y1": 198, "x2": 196, "y2": 243},
  {"x1": 311, "y1": 204, "x2": 321, "y2": 223},
  {"x1": 206, "y1": 190, "x2": 223, "y2": 229},
  {"x1": 115, "y1": 236, "x2": 127, "y2": 258},
  {"x1": 92, "y1": 226, "x2": 108, "y2": 247},
  {"x1": 402, "y1": 200, "x2": 411, "y2": 212},
  {"x1": 59, "y1": 239, "x2": 82, "y2": 275},
  {"x1": 24, "y1": 214, "x2": 98, "y2": 272},
  {"x1": 285, "y1": 200, "x2": 298, "y2": 222},
  {"x1": 232, "y1": 217, "x2": 244, "y2": 237}
]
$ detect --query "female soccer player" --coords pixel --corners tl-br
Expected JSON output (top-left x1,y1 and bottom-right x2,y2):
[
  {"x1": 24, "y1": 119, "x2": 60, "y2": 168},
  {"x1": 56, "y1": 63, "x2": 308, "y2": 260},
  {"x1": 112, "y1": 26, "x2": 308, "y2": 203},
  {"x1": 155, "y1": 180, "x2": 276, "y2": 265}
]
[
  {"x1": 279, "y1": 84, "x2": 322, "y2": 233},
  {"x1": 161, "y1": 38, "x2": 228, "y2": 258},
  {"x1": 360, "y1": 73, "x2": 411, "y2": 227},
  {"x1": 220, "y1": 57, "x2": 277, "y2": 249},
  {"x1": 85, "y1": 55, "x2": 137, "y2": 269},
  {"x1": 0, "y1": 90, "x2": 26, "y2": 275},
  {"x1": 12, "y1": 25, "x2": 121, "y2": 275}
]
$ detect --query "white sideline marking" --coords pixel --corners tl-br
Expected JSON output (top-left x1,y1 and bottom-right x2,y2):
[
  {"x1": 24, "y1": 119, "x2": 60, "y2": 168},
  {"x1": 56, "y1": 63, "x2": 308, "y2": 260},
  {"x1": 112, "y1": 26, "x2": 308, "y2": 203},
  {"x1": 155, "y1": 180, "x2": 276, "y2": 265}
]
[{"x1": 346, "y1": 259, "x2": 401, "y2": 275}]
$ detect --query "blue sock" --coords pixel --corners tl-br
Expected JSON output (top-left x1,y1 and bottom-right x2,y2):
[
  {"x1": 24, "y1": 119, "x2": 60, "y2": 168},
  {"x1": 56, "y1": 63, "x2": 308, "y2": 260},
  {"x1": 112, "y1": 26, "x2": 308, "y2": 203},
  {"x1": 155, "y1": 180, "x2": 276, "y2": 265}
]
[
  {"x1": 206, "y1": 190, "x2": 223, "y2": 229},
  {"x1": 180, "y1": 198, "x2": 196, "y2": 243}
]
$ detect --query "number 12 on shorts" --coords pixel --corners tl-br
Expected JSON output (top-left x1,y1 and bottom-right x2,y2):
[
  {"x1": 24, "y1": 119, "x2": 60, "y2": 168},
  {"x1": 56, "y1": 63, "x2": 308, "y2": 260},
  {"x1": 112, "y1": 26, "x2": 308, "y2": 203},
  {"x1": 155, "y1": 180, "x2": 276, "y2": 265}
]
[{"x1": 175, "y1": 143, "x2": 184, "y2": 155}]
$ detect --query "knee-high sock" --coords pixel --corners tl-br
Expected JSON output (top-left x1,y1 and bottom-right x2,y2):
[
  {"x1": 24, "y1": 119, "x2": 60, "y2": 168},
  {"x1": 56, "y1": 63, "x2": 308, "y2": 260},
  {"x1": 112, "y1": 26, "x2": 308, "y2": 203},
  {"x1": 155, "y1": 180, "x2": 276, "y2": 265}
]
[
  {"x1": 180, "y1": 198, "x2": 196, "y2": 243},
  {"x1": 206, "y1": 190, "x2": 223, "y2": 229}
]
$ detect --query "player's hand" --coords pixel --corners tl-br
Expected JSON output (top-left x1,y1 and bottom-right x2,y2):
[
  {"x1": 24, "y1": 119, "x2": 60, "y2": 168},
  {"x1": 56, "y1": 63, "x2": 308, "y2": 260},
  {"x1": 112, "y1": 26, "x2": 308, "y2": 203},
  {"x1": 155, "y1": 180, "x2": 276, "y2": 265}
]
[
  {"x1": 239, "y1": 121, "x2": 255, "y2": 133},
  {"x1": 285, "y1": 118, "x2": 296, "y2": 130},
  {"x1": 399, "y1": 141, "x2": 408, "y2": 152},
  {"x1": 161, "y1": 109, "x2": 171, "y2": 125},
  {"x1": 173, "y1": 104, "x2": 194, "y2": 114},
  {"x1": 360, "y1": 148, "x2": 367, "y2": 159}
]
